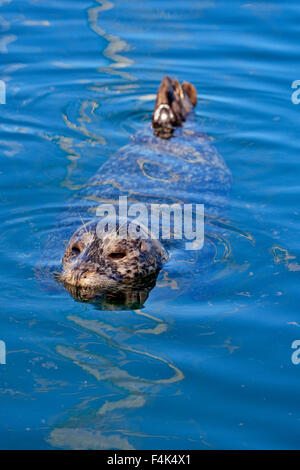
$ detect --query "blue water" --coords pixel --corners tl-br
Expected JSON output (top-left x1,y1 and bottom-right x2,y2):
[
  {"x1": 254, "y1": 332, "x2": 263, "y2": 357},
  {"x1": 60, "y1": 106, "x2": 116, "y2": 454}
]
[{"x1": 1, "y1": 0, "x2": 300, "y2": 450}]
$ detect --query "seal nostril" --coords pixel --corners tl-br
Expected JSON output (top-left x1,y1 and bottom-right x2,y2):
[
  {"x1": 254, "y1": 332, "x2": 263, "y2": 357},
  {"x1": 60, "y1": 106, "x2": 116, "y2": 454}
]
[{"x1": 109, "y1": 252, "x2": 126, "y2": 260}]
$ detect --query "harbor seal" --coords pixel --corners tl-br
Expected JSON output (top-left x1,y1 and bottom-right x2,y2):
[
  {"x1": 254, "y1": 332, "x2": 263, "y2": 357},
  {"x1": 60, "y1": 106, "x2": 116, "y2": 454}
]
[{"x1": 40, "y1": 76, "x2": 231, "y2": 308}]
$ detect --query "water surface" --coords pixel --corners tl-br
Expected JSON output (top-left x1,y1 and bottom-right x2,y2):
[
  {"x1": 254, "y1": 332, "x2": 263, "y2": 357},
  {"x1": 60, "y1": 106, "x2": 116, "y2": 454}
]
[{"x1": 1, "y1": 0, "x2": 300, "y2": 449}]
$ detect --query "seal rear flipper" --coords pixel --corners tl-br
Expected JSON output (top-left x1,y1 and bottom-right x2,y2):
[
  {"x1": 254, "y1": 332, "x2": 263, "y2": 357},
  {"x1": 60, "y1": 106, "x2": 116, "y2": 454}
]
[{"x1": 152, "y1": 75, "x2": 197, "y2": 139}]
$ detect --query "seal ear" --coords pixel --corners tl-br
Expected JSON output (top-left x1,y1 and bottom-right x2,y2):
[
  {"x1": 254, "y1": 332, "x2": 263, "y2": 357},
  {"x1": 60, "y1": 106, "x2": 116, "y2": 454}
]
[{"x1": 181, "y1": 81, "x2": 197, "y2": 107}]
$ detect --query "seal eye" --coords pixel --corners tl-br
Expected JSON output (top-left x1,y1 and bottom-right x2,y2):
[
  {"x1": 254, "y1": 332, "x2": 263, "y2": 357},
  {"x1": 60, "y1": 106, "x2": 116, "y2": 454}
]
[
  {"x1": 109, "y1": 251, "x2": 126, "y2": 260},
  {"x1": 71, "y1": 244, "x2": 81, "y2": 257}
]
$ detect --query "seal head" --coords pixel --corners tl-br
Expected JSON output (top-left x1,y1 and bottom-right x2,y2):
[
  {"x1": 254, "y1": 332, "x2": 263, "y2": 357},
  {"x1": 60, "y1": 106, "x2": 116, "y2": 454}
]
[{"x1": 60, "y1": 217, "x2": 168, "y2": 303}]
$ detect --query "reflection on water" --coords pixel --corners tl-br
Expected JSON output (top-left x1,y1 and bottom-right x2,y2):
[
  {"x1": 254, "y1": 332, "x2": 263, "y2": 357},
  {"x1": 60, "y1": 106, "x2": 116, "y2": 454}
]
[
  {"x1": 271, "y1": 245, "x2": 300, "y2": 272},
  {"x1": 88, "y1": 0, "x2": 135, "y2": 80},
  {"x1": 47, "y1": 308, "x2": 182, "y2": 450},
  {"x1": 46, "y1": 0, "x2": 137, "y2": 191},
  {"x1": 62, "y1": 271, "x2": 159, "y2": 310}
]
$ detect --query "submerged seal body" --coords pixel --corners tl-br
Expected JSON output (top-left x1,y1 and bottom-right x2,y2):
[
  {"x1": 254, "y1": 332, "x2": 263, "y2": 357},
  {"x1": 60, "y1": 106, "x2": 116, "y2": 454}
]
[{"x1": 40, "y1": 77, "x2": 231, "y2": 307}]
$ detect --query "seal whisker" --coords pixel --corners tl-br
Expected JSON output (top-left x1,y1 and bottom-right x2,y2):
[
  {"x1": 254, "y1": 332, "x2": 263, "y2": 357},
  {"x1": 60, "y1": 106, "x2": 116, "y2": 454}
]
[{"x1": 79, "y1": 215, "x2": 89, "y2": 234}]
